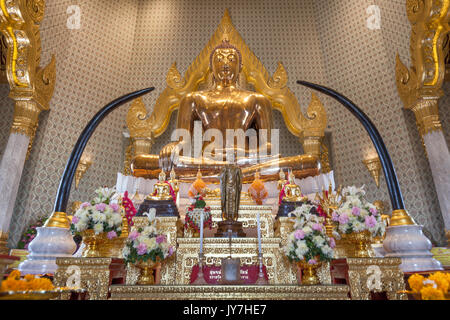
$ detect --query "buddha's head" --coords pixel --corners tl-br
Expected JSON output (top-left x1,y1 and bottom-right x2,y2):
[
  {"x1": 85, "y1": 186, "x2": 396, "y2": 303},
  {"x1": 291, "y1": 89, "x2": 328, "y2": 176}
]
[
  {"x1": 159, "y1": 169, "x2": 166, "y2": 182},
  {"x1": 210, "y1": 40, "x2": 242, "y2": 87}
]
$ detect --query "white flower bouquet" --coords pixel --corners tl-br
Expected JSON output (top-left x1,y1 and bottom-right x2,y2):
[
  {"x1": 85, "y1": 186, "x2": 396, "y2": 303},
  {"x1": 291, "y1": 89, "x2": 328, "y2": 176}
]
[
  {"x1": 122, "y1": 209, "x2": 175, "y2": 264},
  {"x1": 70, "y1": 187, "x2": 123, "y2": 239},
  {"x1": 284, "y1": 202, "x2": 335, "y2": 264},
  {"x1": 332, "y1": 185, "x2": 385, "y2": 237}
]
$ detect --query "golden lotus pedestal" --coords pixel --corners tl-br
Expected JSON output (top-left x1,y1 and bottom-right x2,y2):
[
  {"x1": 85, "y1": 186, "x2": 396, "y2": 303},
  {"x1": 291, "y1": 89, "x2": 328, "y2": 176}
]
[{"x1": 109, "y1": 284, "x2": 350, "y2": 300}]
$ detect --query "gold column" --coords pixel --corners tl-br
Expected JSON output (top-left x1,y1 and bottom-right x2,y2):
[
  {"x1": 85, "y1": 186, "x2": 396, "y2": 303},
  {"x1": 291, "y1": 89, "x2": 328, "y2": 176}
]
[
  {"x1": 396, "y1": 0, "x2": 450, "y2": 238},
  {"x1": 0, "y1": 0, "x2": 55, "y2": 252}
]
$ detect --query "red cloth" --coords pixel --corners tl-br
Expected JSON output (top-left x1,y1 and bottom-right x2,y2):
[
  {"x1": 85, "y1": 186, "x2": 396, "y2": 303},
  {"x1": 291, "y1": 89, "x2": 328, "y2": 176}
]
[{"x1": 190, "y1": 264, "x2": 269, "y2": 284}]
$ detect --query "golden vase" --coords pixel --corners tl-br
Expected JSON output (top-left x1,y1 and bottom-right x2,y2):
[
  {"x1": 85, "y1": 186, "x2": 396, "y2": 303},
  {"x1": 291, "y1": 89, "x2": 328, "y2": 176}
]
[
  {"x1": 297, "y1": 259, "x2": 322, "y2": 285},
  {"x1": 81, "y1": 230, "x2": 107, "y2": 258},
  {"x1": 342, "y1": 230, "x2": 374, "y2": 258},
  {"x1": 135, "y1": 258, "x2": 161, "y2": 285}
]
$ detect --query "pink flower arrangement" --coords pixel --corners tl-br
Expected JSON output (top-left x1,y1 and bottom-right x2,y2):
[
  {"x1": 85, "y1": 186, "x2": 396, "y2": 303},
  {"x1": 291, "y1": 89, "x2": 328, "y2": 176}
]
[
  {"x1": 110, "y1": 203, "x2": 119, "y2": 212},
  {"x1": 156, "y1": 235, "x2": 166, "y2": 244},
  {"x1": 128, "y1": 230, "x2": 139, "y2": 241},
  {"x1": 107, "y1": 231, "x2": 117, "y2": 239},
  {"x1": 80, "y1": 202, "x2": 90, "y2": 209},
  {"x1": 369, "y1": 207, "x2": 378, "y2": 215},
  {"x1": 365, "y1": 215, "x2": 377, "y2": 228},
  {"x1": 312, "y1": 223, "x2": 323, "y2": 232},
  {"x1": 338, "y1": 213, "x2": 349, "y2": 224},
  {"x1": 95, "y1": 203, "x2": 107, "y2": 212},
  {"x1": 294, "y1": 229, "x2": 305, "y2": 240},
  {"x1": 71, "y1": 216, "x2": 79, "y2": 224},
  {"x1": 352, "y1": 207, "x2": 361, "y2": 216},
  {"x1": 137, "y1": 243, "x2": 147, "y2": 255},
  {"x1": 308, "y1": 259, "x2": 317, "y2": 265}
]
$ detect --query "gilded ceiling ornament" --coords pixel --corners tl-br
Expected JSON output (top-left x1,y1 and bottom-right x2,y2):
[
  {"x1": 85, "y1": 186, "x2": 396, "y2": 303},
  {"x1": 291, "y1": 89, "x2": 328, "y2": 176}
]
[{"x1": 127, "y1": 9, "x2": 327, "y2": 147}]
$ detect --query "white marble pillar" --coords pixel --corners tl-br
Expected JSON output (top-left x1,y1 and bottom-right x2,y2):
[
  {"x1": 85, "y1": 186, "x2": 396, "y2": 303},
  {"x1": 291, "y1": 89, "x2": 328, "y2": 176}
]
[
  {"x1": 0, "y1": 133, "x2": 30, "y2": 250},
  {"x1": 422, "y1": 130, "x2": 450, "y2": 243}
]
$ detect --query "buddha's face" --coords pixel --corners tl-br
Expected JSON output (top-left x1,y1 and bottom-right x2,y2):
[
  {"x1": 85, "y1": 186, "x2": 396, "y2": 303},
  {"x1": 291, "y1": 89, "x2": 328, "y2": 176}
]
[{"x1": 212, "y1": 48, "x2": 240, "y2": 86}]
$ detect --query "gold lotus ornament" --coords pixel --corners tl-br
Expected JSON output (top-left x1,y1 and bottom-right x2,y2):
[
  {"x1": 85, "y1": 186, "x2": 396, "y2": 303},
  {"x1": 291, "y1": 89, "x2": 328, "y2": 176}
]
[
  {"x1": 341, "y1": 230, "x2": 375, "y2": 258},
  {"x1": 362, "y1": 156, "x2": 381, "y2": 188},
  {"x1": 135, "y1": 258, "x2": 161, "y2": 285},
  {"x1": 297, "y1": 259, "x2": 321, "y2": 286}
]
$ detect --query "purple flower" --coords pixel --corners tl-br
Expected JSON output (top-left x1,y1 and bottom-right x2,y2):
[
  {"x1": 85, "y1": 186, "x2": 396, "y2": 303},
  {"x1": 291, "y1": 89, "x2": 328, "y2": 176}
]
[
  {"x1": 329, "y1": 237, "x2": 336, "y2": 248},
  {"x1": 312, "y1": 223, "x2": 323, "y2": 232},
  {"x1": 95, "y1": 203, "x2": 107, "y2": 212},
  {"x1": 370, "y1": 207, "x2": 378, "y2": 216},
  {"x1": 338, "y1": 213, "x2": 349, "y2": 225},
  {"x1": 168, "y1": 246, "x2": 174, "y2": 256},
  {"x1": 365, "y1": 215, "x2": 377, "y2": 228},
  {"x1": 331, "y1": 212, "x2": 339, "y2": 222},
  {"x1": 72, "y1": 216, "x2": 79, "y2": 224},
  {"x1": 308, "y1": 259, "x2": 317, "y2": 265},
  {"x1": 137, "y1": 243, "x2": 147, "y2": 255},
  {"x1": 156, "y1": 235, "x2": 166, "y2": 244},
  {"x1": 107, "y1": 231, "x2": 117, "y2": 239},
  {"x1": 80, "y1": 202, "x2": 90, "y2": 209},
  {"x1": 352, "y1": 207, "x2": 361, "y2": 216},
  {"x1": 110, "y1": 203, "x2": 119, "y2": 212},
  {"x1": 128, "y1": 230, "x2": 139, "y2": 240},
  {"x1": 294, "y1": 229, "x2": 305, "y2": 240}
]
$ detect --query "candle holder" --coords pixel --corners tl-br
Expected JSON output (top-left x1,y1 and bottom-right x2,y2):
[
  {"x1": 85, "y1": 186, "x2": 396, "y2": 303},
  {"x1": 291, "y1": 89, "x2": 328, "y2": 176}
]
[
  {"x1": 255, "y1": 253, "x2": 268, "y2": 285},
  {"x1": 192, "y1": 252, "x2": 208, "y2": 285}
]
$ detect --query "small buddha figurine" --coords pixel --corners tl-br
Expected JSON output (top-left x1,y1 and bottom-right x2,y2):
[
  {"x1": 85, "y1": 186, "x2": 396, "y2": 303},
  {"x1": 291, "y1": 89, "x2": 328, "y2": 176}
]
[
  {"x1": 373, "y1": 200, "x2": 389, "y2": 243},
  {"x1": 168, "y1": 168, "x2": 180, "y2": 198},
  {"x1": 147, "y1": 170, "x2": 173, "y2": 201},
  {"x1": 282, "y1": 171, "x2": 305, "y2": 202},
  {"x1": 277, "y1": 170, "x2": 287, "y2": 195},
  {"x1": 248, "y1": 172, "x2": 268, "y2": 205},
  {"x1": 188, "y1": 168, "x2": 207, "y2": 198}
]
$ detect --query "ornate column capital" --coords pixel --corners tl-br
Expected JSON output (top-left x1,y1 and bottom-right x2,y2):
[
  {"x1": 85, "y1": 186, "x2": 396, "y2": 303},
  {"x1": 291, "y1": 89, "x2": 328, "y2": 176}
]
[
  {"x1": 396, "y1": 1, "x2": 449, "y2": 136},
  {"x1": 0, "y1": 0, "x2": 55, "y2": 150}
]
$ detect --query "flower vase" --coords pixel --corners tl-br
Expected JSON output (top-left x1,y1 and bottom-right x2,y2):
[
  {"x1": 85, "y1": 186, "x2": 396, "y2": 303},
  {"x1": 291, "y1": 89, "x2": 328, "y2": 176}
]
[
  {"x1": 135, "y1": 258, "x2": 161, "y2": 285},
  {"x1": 297, "y1": 260, "x2": 321, "y2": 285},
  {"x1": 342, "y1": 230, "x2": 374, "y2": 258},
  {"x1": 81, "y1": 230, "x2": 107, "y2": 258},
  {"x1": 99, "y1": 237, "x2": 126, "y2": 258}
]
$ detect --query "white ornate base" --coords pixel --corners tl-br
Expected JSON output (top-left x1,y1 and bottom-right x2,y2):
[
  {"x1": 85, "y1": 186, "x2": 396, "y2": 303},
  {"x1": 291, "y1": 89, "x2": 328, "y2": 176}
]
[
  {"x1": 371, "y1": 243, "x2": 385, "y2": 257},
  {"x1": 383, "y1": 225, "x2": 443, "y2": 272},
  {"x1": 18, "y1": 227, "x2": 77, "y2": 275}
]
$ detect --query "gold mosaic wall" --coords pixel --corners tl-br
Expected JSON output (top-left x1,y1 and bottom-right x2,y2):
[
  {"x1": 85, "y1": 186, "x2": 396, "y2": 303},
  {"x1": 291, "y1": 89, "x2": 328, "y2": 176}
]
[{"x1": 0, "y1": 0, "x2": 447, "y2": 245}]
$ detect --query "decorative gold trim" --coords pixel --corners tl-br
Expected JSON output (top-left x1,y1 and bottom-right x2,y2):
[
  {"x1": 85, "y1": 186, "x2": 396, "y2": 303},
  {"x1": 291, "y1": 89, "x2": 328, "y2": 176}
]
[
  {"x1": 389, "y1": 209, "x2": 416, "y2": 226},
  {"x1": 109, "y1": 284, "x2": 350, "y2": 300},
  {"x1": 43, "y1": 211, "x2": 71, "y2": 229},
  {"x1": 0, "y1": 231, "x2": 9, "y2": 255},
  {"x1": 126, "y1": 9, "x2": 327, "y2": 156},
  {"x1": 362, "y1": 156, "x2": 381, "y2": 188},
  {"x1": 0, "y1": 0, "x2": 55, "y2": 151},
  {"x1": 396, "y1": 1, "x2": 449, "y2": 137}
]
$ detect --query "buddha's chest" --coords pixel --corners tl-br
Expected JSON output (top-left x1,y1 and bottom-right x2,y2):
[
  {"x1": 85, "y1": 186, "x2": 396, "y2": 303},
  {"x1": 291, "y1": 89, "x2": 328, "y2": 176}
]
[{"x1": 195, "y1": 95, "x2": 255, "y2": 129}]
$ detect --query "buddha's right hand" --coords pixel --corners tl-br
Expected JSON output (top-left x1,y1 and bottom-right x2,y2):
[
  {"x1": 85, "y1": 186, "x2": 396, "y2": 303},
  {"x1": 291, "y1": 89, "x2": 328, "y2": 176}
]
[{"x1": 159, "y1": 142, "x2": 179, "y2": 171}]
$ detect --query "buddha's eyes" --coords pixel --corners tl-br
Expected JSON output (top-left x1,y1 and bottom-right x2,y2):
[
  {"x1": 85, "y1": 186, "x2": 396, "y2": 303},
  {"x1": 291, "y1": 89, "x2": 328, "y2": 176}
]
[
  {"x1": 228, "y1": 54, "x2": 235, "y2": 61},
  {"x1": 216, "y1": 54, "x2": 224, "y2": 61}
]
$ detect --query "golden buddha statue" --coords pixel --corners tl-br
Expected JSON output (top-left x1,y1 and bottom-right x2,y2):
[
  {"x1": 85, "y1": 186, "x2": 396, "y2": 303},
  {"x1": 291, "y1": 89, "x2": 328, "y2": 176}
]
[
  {"x1": 282, "y1": 171, "x2": 305, "y2": 202},
  {"x1": 168, "y1": 168, "x2": 180, "y2": 198},
  {"x1": 373, "y1": 200, "x2": 389, "y2": 243},
  {"x1": 132, "y1": 40, "x2": 318, "y2": 183},
  {"x1": 277, "y1": 170, "x2": 287, "y2": 194},
  {"x1": 147, "y1": 170, "x2": 173, "y2": 201}
]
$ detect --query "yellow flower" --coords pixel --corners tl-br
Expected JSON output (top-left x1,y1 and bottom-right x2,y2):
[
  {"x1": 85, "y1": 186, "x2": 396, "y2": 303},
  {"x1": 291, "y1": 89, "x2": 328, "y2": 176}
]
[
  {"x1": 24, "y1": 274, "x2": 35, "y2": 282},
  {"x1": 7, "y1": 270, "x2": 21, "y2": 280},
  {"x1": 420, "y1": 286, "x2": 445, "y2": 300},
  {"x1": 408, "y1": 274, "x2": 424, "y2": 293},
  {"x1": 428, "y1": 272, "x2": 449, "y2": 293}
]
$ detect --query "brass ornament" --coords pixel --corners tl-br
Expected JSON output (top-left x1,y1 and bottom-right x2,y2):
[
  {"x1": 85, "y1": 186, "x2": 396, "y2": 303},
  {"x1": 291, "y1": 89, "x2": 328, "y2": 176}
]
[
  {"x1": 390, "y1": 209, "x2": 416, "y2": 226},
  {"x1": 74, "y1": 156, "x2": 92, "y2": 189},
  {"x1": 362, "y1": 156, "x2": 381, "y2": 188},
  {"x1": 126, "y1": 9, "x2": 327, "y2": 151}
]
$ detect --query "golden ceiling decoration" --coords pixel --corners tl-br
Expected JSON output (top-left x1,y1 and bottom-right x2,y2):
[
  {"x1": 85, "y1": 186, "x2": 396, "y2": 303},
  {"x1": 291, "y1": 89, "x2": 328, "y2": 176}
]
[{"x1": 127, "y1": 9, "x2": 327, "y2": 146}]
